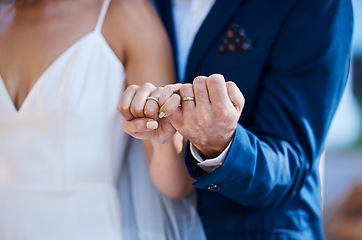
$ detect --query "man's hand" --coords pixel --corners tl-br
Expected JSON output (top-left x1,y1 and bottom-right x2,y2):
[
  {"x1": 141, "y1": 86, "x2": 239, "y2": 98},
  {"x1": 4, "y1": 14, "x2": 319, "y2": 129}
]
[{"x1": 159, "y1": 74, "x2": 245, "y2": 159}]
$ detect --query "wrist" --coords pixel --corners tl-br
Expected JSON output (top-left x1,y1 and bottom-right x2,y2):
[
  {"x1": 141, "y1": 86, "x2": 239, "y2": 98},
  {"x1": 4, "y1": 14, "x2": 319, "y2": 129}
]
[
  {"x1": 152, "y1": 135, "x2": 174, "y2": 145},
  {"x1": 193, "y1": 132, "x2": 234, "y2": 159},
  {"x1": 194, "y1": 141, "x2": 230, "y2": 159},
  {"x1": 151, "y1": 132, "x2": 184, "y2": 153},
  {"x1": 194, "y1": 146, "x2": 224, "y2": 159}
]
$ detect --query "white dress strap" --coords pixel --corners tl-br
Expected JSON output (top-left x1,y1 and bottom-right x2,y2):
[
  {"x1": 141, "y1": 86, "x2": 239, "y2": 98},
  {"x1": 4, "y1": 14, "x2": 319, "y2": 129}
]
[{"x1": 94, "y1": 0, "x2": 112, "y2": 32}]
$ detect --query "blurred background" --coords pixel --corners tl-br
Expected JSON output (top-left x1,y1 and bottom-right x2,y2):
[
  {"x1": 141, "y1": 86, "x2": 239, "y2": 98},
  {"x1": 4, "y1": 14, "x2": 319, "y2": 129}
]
[{"x1": 323, "y1": 0, "x2": 362, "y2": 239}]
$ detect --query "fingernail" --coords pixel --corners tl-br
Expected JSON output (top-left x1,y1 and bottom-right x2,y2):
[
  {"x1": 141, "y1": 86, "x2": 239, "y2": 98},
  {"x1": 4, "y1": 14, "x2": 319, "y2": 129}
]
[
  {"x1": 159, "y1": 112, "x2": 165, "y2": 118},
  {"x1": 146, "y1": 121, "x2": 158, "y2": 129}
]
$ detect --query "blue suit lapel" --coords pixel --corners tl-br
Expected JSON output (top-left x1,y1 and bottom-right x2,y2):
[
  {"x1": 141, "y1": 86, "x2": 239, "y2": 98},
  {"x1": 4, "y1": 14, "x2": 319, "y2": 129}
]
[
  {"x1": 184, "y1": 0, "x2": 245, "y2": 83},
  {"x1": 156, "y1": 0, "x2": 245, "y2": 83}
]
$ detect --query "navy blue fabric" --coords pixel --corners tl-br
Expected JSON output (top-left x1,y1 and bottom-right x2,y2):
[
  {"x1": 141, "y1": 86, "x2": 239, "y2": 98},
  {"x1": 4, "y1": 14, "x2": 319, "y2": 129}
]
[{"x1": 155, "y1": 0, "x2": 353, "y2": 239}]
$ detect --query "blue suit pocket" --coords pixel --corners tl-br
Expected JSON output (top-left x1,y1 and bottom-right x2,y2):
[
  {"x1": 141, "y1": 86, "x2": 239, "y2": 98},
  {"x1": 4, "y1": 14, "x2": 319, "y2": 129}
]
[{"x1": 206, "y1": 48, "x2": 260, "y2": 71}]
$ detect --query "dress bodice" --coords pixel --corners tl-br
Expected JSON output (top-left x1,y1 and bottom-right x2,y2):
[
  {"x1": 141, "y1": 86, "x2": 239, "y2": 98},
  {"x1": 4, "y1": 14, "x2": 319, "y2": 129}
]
[
  {"x1": 0, "y1": 31, "x2": 126, "y2": 186},
  {"x1": 0, "y1": 0, "x2": 128, "y2": 238}
]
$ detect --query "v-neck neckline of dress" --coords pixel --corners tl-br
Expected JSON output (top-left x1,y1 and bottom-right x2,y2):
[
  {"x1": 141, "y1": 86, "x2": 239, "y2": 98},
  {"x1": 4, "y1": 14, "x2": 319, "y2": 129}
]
[{"x1": 0, "y1": 31, "x2": 97, "y2": 114}]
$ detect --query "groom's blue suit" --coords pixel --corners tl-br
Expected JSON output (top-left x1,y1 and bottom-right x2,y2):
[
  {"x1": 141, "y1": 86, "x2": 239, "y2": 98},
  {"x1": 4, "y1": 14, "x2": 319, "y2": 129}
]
[{"x1": 155, "y1": 0, "x2": 353, "y2": 239}]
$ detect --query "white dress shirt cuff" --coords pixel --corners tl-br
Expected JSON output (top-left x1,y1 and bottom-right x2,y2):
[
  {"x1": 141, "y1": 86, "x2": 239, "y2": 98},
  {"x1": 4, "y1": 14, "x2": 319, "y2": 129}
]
[{"x1": 190, "y1": 140, "x2": 233, "y2": 173}]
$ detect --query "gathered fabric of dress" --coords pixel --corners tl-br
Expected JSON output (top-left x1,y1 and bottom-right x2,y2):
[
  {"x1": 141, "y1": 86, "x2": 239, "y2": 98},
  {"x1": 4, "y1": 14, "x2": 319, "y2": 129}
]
[{"x1": 0, "y1": 0, "x2": 205, "y2": 239}]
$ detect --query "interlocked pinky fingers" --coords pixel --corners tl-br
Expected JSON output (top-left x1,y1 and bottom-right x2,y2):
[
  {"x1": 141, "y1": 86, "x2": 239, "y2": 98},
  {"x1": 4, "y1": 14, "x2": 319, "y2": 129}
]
[
  {"x1": 159, "y1": 83, "x2": 182, "y2": 106},
  {"x1": 159, "y1": 93, "x2": 181, "y2": 118}
]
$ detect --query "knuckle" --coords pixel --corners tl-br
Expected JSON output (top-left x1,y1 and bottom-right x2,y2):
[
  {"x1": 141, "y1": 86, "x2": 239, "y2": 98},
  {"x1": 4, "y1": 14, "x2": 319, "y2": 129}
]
[
  {"x1": 153, "y1": 87, "x2": 163, "y2": 96},
  {"x1": 155, "y1": 87, "x2": 163, "y2": 92},
  {"x1": 180, "y1": 83, "x2": 192, "y2": 91},
  {"x1": 226, "y1": 80, "x2": 237, "y2": 88},
  {"x1": 127, "y1": 84, "x2": 139, "y2": 92},
  {"x1": 193, "y1": 76, "x2": 207, "y2": 86},
  {"x1": 164, "y1": 85, "x2": 173, "y2": 92},
  {"x1": 118, "y1": 105, "x2": 132, "y2": 119},
  {"x1": 130, "y1": 105, "x2": 144, "y2": 117},
  {"x1": 208, "y1": 74, "x2": 225, "y2": 84},
  {"x1": 142, "y1": 82, "x2": 155, "y2": 90},
  {"x1": 119, "y1": 109, "x2": 130, "y2": 119},
  {"x1": 215, "y1": 108, "x2": 229, "y2": 120},
  {"x1": 207, "y1": 75, "x2": 225, "y2": 89},
  {"x1": 117, "y1": 103, "x2": 129, "y2": 113}
]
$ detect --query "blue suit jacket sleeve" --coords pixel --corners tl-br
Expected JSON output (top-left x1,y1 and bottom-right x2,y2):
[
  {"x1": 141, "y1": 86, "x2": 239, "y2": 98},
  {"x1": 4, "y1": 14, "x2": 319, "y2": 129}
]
[{"x1": 185, "y1": 0, "x2": 353, "y2": 209}]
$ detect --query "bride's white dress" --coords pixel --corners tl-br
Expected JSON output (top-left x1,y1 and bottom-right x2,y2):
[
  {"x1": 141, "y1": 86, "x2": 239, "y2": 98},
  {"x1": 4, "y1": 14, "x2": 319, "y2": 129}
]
[{"x1": 0, "y1": 0, "x2": 205, "y2": 239}]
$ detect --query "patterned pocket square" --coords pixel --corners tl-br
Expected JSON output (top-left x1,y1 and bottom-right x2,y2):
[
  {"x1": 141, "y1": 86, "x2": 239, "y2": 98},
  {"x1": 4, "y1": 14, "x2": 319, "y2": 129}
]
[{"x1": 218, "y1": 23, "x2": 253, "y2": 54}]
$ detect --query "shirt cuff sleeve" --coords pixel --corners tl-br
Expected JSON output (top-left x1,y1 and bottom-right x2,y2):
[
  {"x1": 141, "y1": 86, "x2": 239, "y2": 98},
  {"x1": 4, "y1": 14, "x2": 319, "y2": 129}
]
[{"x1": 190, "y1": 140, "x2": 233, "y2": 173}]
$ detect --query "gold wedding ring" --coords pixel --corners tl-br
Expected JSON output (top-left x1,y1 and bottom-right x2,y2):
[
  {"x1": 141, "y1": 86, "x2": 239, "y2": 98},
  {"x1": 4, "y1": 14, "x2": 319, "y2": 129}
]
[
  {"x1": 146, "y1": 96, "x2": 159, "y2": 103},
  {"x1": 181, "y1": 97, "x2": 195, "y2": 101}
]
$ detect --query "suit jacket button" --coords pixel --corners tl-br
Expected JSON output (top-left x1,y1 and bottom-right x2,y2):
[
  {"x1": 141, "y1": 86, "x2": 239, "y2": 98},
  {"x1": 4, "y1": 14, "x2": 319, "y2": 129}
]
[{"x1": 206, "y1": 184, "x2": 222, "y2": 191}]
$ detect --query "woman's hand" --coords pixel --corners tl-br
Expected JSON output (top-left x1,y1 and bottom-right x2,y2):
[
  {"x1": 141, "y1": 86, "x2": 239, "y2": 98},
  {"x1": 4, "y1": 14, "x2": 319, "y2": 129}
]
[{"x1": 117, "y1": 83, "x2": 180, "y2": 143}]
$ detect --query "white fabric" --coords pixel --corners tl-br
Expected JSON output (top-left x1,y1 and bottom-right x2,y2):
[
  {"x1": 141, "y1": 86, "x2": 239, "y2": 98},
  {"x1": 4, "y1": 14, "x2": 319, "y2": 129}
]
[
  {"x1": 0, "y1": 0, "x2": 205, "y2": 239},
  {"x1": 172, "y1": 0, "x2": 215, "y2": 83},
  {"x1": 191, "y1": 141, "x2": 232, "y2": 173},
  {"x1": 119, "y1": 138, "x2": 206, "y2": 240}
]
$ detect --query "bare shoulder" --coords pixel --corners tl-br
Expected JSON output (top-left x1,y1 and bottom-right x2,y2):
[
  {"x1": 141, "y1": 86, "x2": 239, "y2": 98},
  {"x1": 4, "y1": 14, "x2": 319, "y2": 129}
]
[
  {"x1": 103, "y1": 0, "x2": 167, "y2": 63},
  {"x1": 109, "y1": 0, "x2": 166, "y2": 40},
  {"x1": 106, "y1": 0, "x2": 161, "y2": 33},
  {"x1": 104, "y1": 0, "x2": 170, "y2": 65},
  {"x1": 108, "y1": 0, "x2": 155, "y2": 13}
]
